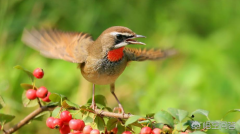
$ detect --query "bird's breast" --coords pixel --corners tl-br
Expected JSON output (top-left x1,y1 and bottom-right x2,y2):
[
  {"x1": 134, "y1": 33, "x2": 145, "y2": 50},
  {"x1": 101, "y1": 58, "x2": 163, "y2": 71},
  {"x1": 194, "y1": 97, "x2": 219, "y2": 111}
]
[{"x1": 80, "y1": 56, "x2": 128, "y2": 85}]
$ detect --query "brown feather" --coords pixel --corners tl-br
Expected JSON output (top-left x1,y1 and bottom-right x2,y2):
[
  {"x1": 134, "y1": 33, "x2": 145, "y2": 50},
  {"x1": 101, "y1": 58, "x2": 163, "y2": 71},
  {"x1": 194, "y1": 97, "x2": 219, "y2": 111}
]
[
  {"x1": 124, "y1": 47, "x2": 176, "y2": 61},
  {"x1": 22, "y1": 29, "x2": 94, "y2": 63}
]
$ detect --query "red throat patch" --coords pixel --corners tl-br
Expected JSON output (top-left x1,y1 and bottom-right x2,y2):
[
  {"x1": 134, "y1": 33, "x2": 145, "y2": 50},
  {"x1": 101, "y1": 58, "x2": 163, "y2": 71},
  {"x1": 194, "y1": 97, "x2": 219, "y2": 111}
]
[{"x1": 107, "y1": 47, "x2": 125, "y2": 62}]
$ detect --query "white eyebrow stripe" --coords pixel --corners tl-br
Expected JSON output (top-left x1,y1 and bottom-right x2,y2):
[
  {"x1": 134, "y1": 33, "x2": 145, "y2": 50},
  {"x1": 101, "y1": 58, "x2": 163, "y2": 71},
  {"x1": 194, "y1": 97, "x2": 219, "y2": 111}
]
[{"x1": 110, "y1": 32, "x2": 133, "y2": 36}]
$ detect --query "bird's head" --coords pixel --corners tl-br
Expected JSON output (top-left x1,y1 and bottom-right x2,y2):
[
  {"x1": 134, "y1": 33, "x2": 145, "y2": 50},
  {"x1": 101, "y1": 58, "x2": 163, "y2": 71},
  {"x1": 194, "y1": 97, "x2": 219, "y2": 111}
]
[
  {"x1": 98, "y1": 26, "x2": 146, "y2": 50},
  {"x1": 93, "y1": 26, "x2": 146, "y2": 61}
]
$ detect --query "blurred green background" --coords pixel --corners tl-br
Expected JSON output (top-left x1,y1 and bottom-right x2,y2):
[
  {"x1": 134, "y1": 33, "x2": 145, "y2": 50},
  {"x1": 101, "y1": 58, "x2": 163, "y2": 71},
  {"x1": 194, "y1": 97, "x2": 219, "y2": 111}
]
[{"x1": 1, "y1": 0, "x2": 240, "y2": 134}]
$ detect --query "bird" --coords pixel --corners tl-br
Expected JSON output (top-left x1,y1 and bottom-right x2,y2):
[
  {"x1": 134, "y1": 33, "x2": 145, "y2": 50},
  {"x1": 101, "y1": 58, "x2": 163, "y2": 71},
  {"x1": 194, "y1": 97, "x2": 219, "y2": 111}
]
[{"x1": 22, "y1": 26, "x2": 175, "y2": 113}]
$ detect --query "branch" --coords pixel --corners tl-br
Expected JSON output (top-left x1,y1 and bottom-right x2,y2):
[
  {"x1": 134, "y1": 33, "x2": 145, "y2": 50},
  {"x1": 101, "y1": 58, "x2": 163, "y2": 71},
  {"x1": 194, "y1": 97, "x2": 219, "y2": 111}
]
[
  {"x1": 3, "y1": 129, "x2": 7, "y2": 133},
  {"x1": 94, "y1": 109, "x2": 133, "y2": 119},
  {"x1": 4, "y1": 105, "x2": 133, "y2": 134},
  {"x1": 4, "y1": 106, "x2": 55, "y2": 134}
]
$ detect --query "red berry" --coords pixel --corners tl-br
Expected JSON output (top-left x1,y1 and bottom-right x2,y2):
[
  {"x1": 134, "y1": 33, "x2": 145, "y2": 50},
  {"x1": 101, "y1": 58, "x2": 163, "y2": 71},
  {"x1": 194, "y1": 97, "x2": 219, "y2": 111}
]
[
  {"x1": 69, "y1": 119, "x2": 85, "y2": 131},
  {"x1": 42, "y1": 91, "x2": 51, "y2": 102},
  {"x1": 46, "y1": 117, "x2": 55, "y2": 129},
  {"x1": 36, "y1": 86, "x2": 48, "y2": 98},
  {"x1": 122, "y1": 131, "x2": 132, "y2": 134},
  {"x1": 70, "y1": 131, "x2": 83, "y2": 134},
  {"x1": 141, "y1": 127, "x2": 152, "y2": 134},
  {"x1": 26, "y1": 89, "x2": 37, "y2": 100},
  {"x1": 152, "y1": 128, "x2": 163, "y2": 134},
  {"x1": 90, "y1": 129, "x2": 100, "y2": 134},
  {"x1": 60, "y1": 111, "x2": 72, "y2": 123},
  {"x1": 52, "y1": 118, "x2": 63, "y2": 129},
  {"x1": 83, "y1": 125, "x2": 93, "y2": 134},
  {"x1": 59, "y1": 125, "x2": 71, "y2": 134},
  {"x1": 179, "y1": 132, "x2": 188, "y2": 134},
  {"x1": 111, "y1": 127, "x2": 118, "y2": 134},
  {"x1": 162, "y1": 126, "x2": 172, "y2": 133},
  {"x1": 33, "y1": 68, "x2": 44, "y2": 79}
]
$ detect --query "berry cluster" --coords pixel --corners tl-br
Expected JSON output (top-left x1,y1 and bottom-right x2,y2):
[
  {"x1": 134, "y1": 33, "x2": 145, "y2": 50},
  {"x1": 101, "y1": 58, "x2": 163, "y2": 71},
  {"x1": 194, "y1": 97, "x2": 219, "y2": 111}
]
[
  {"x1": 140, "y1": 126, "x2": 187, "y2": 134},
  {"x1": 26, "y1": 86, "x2": 51, "y2": 102},
  {"x1": 46, "y1": 113, "x2": 172, "y2": 134},
  {"x1": 27, "y1": 68, "x2": 180, "y2": 134},
  {"x1": 139, "y1": 127, "x2": 158, "y2": 134},
  {"x1": 46, "y1": 111, "x2": 101, "y2": 134},
  {"x1": 25, "y1": 68, "x2": 51, "y2": 102},
  {"x1": 121, "y1": 127, "x2": 161, "y2": 134}
]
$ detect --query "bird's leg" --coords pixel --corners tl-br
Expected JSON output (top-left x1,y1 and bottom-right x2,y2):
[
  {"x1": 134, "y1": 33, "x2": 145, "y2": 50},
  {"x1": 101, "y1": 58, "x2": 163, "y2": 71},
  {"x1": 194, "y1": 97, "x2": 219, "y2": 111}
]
[
  {"x1": 110, "y1": 83, "x2": 125, "y2": 114},
  {"x1": 90, "y1": 84, "x2": 97, "y2": 110}
]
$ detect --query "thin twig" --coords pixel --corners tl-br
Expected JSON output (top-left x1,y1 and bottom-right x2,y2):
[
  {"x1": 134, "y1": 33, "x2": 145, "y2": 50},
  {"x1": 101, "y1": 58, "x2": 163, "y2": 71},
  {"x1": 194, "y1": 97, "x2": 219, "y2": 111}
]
[
  {"x1": 3, "y1": 129, "x2": 7, "y2": 134},
  {"x1": 36, "y1": 97, "x2": 42, "y2": 107}
]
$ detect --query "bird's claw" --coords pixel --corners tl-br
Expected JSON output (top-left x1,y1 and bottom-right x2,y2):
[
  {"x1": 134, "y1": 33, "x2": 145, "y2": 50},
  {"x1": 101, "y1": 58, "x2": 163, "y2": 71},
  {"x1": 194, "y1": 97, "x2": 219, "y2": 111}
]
[
  {"x1": 113, "y1": 104, "x2": 125, "y2": 114},
  {"x1": 90, "y1": 103, "x2": 97, "y2": 110}
]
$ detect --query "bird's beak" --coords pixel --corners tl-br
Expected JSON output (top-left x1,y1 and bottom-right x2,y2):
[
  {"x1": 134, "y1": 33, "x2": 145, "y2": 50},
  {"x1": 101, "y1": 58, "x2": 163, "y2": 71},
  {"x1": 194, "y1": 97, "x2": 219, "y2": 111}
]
[{"x1": 125, "y1": 34, "x2": 146, "y2": 45}]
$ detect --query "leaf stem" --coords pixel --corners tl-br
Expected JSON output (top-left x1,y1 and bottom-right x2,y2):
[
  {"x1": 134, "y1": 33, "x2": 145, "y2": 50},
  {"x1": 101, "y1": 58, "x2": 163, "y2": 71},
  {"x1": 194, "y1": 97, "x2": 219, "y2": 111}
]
[{"x1": 36, "y1": 97, "x2": 42, "y2": 107}]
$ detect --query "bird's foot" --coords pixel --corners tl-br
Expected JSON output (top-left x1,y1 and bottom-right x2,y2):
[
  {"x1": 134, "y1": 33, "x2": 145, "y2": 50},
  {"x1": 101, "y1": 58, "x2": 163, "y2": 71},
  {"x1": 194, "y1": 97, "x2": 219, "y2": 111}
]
[
  {"x1": 90, "y1": 103, "x2": 97, "y2": 110},
  {"x1": 113, "y1": 104, "x2": 125, "y2": 114}
]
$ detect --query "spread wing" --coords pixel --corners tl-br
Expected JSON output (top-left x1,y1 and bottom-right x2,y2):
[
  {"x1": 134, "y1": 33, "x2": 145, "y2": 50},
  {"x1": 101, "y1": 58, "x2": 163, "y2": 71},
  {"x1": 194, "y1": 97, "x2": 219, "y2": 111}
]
[
  {"x1": 124, "y1": 48, "x2": 176, "y2": 61},
  {"x1": 22, "y1": 28, "x2": 94, "y2": 63}
]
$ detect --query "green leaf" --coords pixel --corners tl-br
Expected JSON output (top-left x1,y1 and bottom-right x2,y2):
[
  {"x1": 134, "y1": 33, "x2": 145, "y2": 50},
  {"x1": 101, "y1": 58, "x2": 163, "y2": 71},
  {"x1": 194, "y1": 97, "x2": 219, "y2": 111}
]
[
  {"x1": 138, "y1": 119, "x2": 152, "y2": 125},
  {"x1": 22, "y1": 90, "x2": 38, "y2": 107},
  {"x1": 14, "y1": 65, "x2": 34, "y2": 82},
  {"x1": 174, "y1": 122, "x2": 189, "y2": 131},
  {"x1": 87, "y1": 95, "x2": 107, "y2": 107},
  {"x1": 0, "y1": 113, "x2": 15, "y2": 123},
  {"x1": 153, "y1": 123, "x2": 164, "y2": 129},
  {"x1": 125, "y1": 115, "x2": 142, "y2": 126},
  {"x1": 131, "y1": 122, "x2": 143, "y2": 128},
  {"x1": 222, "y1": 109, "x2": 240, "y2": 120},
  {"x1": 105, "y1": 107, "x2": 112, "y2": 112},
  {"x1": 220, "y1": 128, "x2": 238, "y2": 134},
  {"x1": 51, "y1": 107, "x2": 61, "y2": 117},
  {"x1": 168, "y1": 108, "x2": 189, "y2": 122},
  {"x1": 59, "y1": 94, "x2": 67, "y2": 100},
  {"x1": 49, "y1": 93, "x2": 61, "y2": 103},
  {"x1": 62, "y1": 100, "x2": 80, "y2": 109},
  {"x1": 226, "y1": 109, "x2": 240, "y2": 113},
  {"x1": 83, "y1": 115, "x2": 94, "y2": 123},
  {"x1": 80, "y1": 105, "x2": 89, "y2": 114},
  {"x1": 20, "y1": 83, "x2": 37, "y2": 90},
  {"x1": 191, "y1": 109, "x2": 209, "y2": 120},
  {"x1": 46, "y1": 102, "x2": 59, "y2": 107},
  {"x1": 184, "y1": 120, "x2": 195, "y2": 129},
  {"x1": 189, "y1": 131, "x2": 206, "y2": 134},
  {"x1": 93, "y1": 116, "x2": 105, "y2": 131},
  {"x1": 235, "y1": 119, "x2": 240, "y2": 132},
  {"x1": 62, "y1": 100, "x2": 72, "y2": 109},
  {"x1": 117, "y1": 123, "x2": 127, "y2": 134},
  {"x1": 107, "y1": 118, "x2": 118, "y2": 131},
  {"x1": 96, "y1": 103, "x2": 105, "y2": 109},
  {"x1": 154, "y1": 110, "x2": 174, "y2": 127},
  {"x1": 146, "y1": 113, "x2": 155, "y2": 118},
  {"x1": 33, "y1": 111, "x2": 50, "y2": 121},
  {"x1": 228, "y1": 130, "x2": 238, "y2": 134},
  {"x1": 0, "y1": 96, "x2": 6, "y2": 109}
]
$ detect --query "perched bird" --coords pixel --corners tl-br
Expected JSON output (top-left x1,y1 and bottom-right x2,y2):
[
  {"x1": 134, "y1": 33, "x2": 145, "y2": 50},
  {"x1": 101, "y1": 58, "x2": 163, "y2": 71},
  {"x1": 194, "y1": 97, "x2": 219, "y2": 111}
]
[{"x1": 22, "y1": 26, "x2": 174, "y2": 113}]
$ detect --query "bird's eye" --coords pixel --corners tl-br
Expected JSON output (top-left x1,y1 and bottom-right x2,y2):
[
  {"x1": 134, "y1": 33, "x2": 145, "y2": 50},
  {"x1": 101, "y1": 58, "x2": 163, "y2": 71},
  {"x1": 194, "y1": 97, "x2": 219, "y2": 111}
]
[{"x1": 116, "y1": 34, "x2": 124, "y2": 40}]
